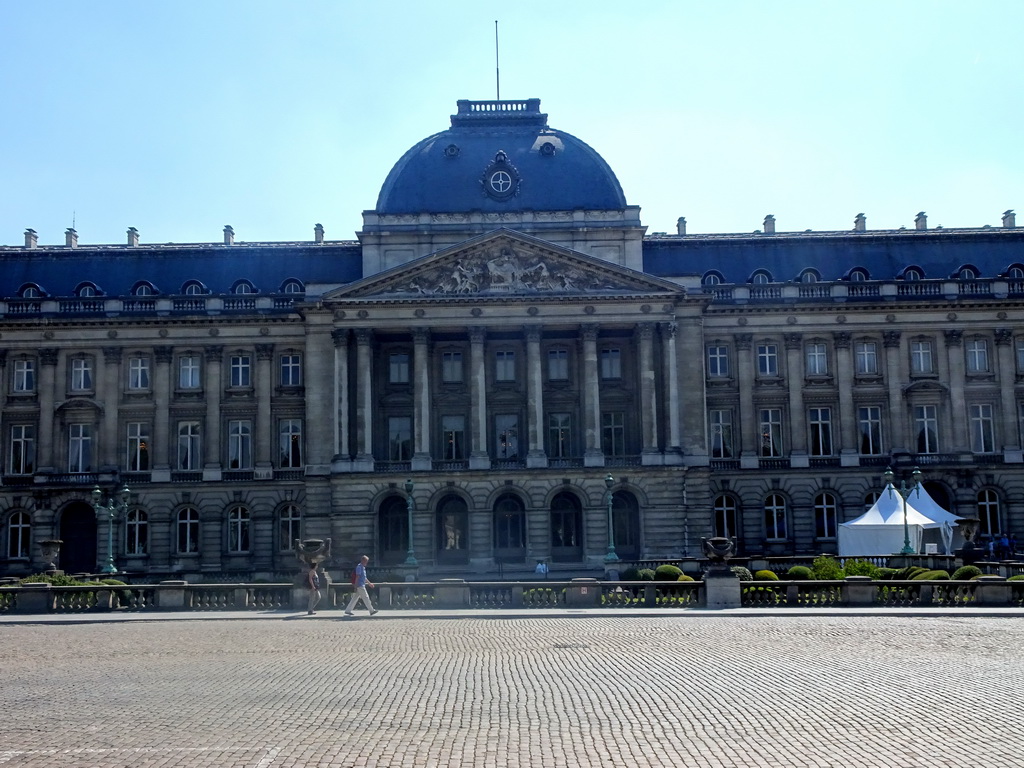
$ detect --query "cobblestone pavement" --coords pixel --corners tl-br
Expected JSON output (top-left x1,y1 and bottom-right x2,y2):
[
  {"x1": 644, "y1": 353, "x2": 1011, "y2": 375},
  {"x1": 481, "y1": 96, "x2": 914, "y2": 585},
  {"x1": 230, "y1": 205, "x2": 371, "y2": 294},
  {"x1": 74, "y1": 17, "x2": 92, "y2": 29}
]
[{"x1": 1, "y1": 614, "x2": 1022, "y2": 767}]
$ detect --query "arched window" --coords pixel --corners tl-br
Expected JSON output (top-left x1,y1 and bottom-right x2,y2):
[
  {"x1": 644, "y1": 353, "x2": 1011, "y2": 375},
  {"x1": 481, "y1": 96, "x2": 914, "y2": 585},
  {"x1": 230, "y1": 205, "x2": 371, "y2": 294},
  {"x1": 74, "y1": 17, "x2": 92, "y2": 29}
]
[
  {"x1": 125, "y1": 509, "x2": 148, "y2": 555},
  {"x1": 815, "y1": 493, "x2": 838, "y2": 540},
  {"x1": 227, "y1": 506, "x2": 250, "y2": 553},
  {"x1": 20, "y1": 284, "x2": 41, "y2": 298},
  {"x1": 800, "y1": 270, "x2": 819, "y2": 284},
  {"x1": 903, "y1": 268, "x2": 922, "y2": 281},
  {"x1": 611, "y1": 491, "x2": 640, "y2": 560},
  {"x1": 76, "y1": 283, "x2": 97, "y2": 297},
  {"x1": 378, "y1": 496, "x2": 408, "y2": 565},
  {"x1": 279, "y1": 505, "x2": 301, "y2": 551},
  {"x1": 233, "y1": 281, "x2": 255, "y2": 295},
  {"x1": 702, "y1": 272, "x2": 722, "y2": 287},
  {"x1": 751, "y1": 272, "x2": 771, "y2": 285},
  {"x1": 177, "y1": 508, "x2": 200, "y2": 554},
  {"x1": 183, "y1": 282, "x2": 205, "y2": 296},
  {"x1": 550, "y1": 493, "x2": 582, "y2": 562},
  {"x1": 848, "y1": 269, "x2": 868, "y2": 282},
  {"x1": 282, "y1": 280, "x2": 304, "y2": 294},
  {"x1": 764, "y1": 494, "x2": 787, "y2": 541},
  {"x1": 959, "y1": 266, "x2": 978, "y2": 280},
  {"x1": 493, "y1": 495, "x2": 526, "y2": 557},
  {"x1": 1008, "y1": 266, "x2": 1024, "y2": 280},
  {"x1": 436, "y1": 495, "x2": 469, "y2": 564},
  {"x1": 133, "y1": 283, "x2": 154, "y2": 296},
  {"x1": 7, "y1": 511, "x2": 31, "y2": 559},
  {"x1": 977, "y1": 489, "x2": 1000, "y2": 536},
  {"x1": 713, "y1": 495, "x2": 739, "y2": 540}
]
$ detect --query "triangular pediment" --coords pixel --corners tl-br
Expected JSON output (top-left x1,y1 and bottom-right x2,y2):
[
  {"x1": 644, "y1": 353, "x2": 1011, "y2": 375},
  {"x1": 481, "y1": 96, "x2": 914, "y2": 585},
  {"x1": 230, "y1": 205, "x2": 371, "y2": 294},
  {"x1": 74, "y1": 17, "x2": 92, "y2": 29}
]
[{"x1": 324, "y1": 230, "x2": 684, "y2": 301}]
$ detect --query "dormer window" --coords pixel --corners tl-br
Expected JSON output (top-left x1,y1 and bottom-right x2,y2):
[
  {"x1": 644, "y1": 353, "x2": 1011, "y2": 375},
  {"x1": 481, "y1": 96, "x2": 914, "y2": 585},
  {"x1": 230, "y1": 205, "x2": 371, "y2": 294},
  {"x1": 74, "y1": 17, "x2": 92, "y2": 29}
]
[
  {"x1": 282, "y1": 280, "x2": 304, "y2": 294},
  {"x1": 751, "y1": 272, "x2": 771, "y2": 285},
  {"x1": 19, "y1": 284, "x2": 42, "y2": 299},
  {"x1": 800, "y1": 270, "x2": 819, "y2": 284},
  {"x1": 132, "y1": 283, "x2": 155, "y2": 296},
  {"x1": 76, "y1": 283, "x2": 98, "y2": 297},
  {"x1": 232, "y1": 281, "x2": 256, "y2": 295},
  {"x1": 183, "y1": 282, "x2": 206, "y2": 296},
  {"x1": 702, "y1": 272, "x2": 723, "y2": 287},
  {"x1": 959, "y1": 267, "x2": 978, "y2": 280},
  {"x1": 848, "y1": 269, "x2": 868, "y2": 282},
  {"x1": 903, "y1": 268, "x2": 923, "y2": 281}
]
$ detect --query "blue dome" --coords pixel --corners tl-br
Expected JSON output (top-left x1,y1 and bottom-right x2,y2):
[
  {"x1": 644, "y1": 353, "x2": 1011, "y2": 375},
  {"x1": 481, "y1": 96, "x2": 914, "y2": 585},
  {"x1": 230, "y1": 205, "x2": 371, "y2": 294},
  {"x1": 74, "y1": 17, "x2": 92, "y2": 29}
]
[{"x1": 375, "y1": 99, "x2": 627, "y2": 215}]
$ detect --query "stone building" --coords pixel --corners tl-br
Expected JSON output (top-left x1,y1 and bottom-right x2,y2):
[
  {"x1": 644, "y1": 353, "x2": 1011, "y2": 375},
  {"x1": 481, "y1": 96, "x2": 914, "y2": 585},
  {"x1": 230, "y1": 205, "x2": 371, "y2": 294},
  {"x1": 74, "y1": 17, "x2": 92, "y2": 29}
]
[{"x1": 1, "y1": 99, "x2": 1021, "y2": 579}]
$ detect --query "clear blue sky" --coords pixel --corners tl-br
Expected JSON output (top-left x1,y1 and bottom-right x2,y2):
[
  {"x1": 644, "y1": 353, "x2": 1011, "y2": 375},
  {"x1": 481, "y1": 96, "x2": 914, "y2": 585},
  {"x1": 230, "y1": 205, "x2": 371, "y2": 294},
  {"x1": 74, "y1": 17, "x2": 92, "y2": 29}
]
[{"x1": 1, "y1": 1, "x2": 1020, "y2": 246}]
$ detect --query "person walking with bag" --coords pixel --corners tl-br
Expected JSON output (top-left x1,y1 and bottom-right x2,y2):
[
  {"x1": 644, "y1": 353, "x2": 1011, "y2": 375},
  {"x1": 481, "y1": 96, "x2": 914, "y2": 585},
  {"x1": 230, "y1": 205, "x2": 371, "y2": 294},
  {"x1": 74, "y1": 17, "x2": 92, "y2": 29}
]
[
  {"x1": 306, "y1": 562, "x2": 322, "y2": 615},
  {"x1": 344, "y1": 555, "x2": 378, "y2": 617}
]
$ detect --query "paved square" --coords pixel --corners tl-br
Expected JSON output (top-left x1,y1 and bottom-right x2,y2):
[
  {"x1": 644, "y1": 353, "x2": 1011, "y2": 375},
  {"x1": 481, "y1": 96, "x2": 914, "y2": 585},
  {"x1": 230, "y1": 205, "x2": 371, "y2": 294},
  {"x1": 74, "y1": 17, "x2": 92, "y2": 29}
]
[{"x1": 1, "y1": 614, "x2": 1021, "y2": 767}]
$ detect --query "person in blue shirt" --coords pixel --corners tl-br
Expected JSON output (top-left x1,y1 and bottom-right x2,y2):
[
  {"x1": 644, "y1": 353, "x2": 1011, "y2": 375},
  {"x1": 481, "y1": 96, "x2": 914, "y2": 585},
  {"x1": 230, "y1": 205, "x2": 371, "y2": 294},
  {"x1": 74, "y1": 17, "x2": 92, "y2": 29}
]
[{"x1": 344, "y1": 555, "x2": 378, "y2": 617}]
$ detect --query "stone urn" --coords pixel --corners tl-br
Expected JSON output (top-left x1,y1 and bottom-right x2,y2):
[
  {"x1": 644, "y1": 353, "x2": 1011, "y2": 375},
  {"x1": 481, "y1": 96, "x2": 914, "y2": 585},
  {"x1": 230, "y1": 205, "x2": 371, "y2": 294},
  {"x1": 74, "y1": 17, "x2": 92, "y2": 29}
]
[
  {"x1": 701, "y1": 536, "x2": 736, "y2": 564},
  {"x1": 295, "y1": 538, "x2": 332, "y2": 568},
  {"x1": 38, "y1": 539, "x2": 63, "y2": 571},
  {"x1": 954, "y1": 519, "x2": 983, "y2": 564},
  {"x1": 955, "y1": 518, "x2": 981, "y2": 543}
]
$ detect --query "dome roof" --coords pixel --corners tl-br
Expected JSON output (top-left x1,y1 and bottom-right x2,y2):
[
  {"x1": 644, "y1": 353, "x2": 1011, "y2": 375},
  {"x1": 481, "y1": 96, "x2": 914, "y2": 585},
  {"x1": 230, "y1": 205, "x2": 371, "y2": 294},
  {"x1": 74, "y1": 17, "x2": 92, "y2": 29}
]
[{"x1": 374, "y1": 99, "x2": 627, "y2": 215}]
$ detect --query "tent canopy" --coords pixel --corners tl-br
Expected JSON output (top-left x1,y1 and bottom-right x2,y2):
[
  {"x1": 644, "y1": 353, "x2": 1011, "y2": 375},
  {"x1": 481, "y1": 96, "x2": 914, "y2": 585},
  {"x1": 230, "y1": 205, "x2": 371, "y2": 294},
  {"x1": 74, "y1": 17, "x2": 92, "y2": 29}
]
[{"x1": 838, "y1": 484, "x2": 956, "y2": 557}]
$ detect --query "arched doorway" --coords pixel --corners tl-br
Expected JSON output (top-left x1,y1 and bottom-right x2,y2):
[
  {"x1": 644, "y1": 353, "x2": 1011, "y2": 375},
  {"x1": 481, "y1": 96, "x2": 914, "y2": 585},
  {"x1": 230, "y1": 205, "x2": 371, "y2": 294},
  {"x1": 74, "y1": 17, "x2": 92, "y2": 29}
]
[
  {"x1": 435, "y1": 495, "x2": 469, "y2": 565},
  {"x1": 493, "y1": 494, "x2": 526, "y2": 564},
  {"x1": 378, "y1": 496, "x2": 409, "y2": 566},
  {"x1": 550, "y1": 492, "x2": 582, "y2": 562},
  {"x1": 611, "y1": 491, "x2": 640, "y2": 561},
  {"x1": 59, "y1": 502, "x2": 97, "y2": 575}
]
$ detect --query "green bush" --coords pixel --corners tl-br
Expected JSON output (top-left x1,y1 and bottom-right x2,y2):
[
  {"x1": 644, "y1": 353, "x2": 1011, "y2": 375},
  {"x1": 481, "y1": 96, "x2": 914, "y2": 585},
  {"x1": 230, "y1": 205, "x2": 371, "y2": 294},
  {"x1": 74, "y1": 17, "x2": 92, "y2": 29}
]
[
  {"x1": 874, "y1": 568, "x2": 898, "y2": 580},
  {"x1": 676, "y1": 574, "x2": 695, "y2": 582},
  {"x1": 843, "y1": 559, "x2": 880, "y2": 579},
  {"x1": 894, "y1": 566, "x2": 928, "y2": 580},
  {"x1": 1007, "y1": 574, "x2": 1024, "y2": 582},
  {"x1": 811, "y1": 555, "x2": 845, "y2": 580},
  {"x1": 654, "y1": 564, "x2": 684, "y2": 581},
  {"x1": 951, "y1": 565, "x2": 983, "y2": 581},
  {"x1": 730, "y1": 566, "x2": 753, "y2": 581},
  {"x1": 754, "y1": 569, "x2": 780, "y2": 581},
  {"x1": 912, "y1": 569, "x2": 950, "y2": 580},
  {"x1": 787, "y1": 565, "x2": 812, "y2": 580},
  {"x1": 20, "y1": 573, "x2": 94, "y2": 587}
]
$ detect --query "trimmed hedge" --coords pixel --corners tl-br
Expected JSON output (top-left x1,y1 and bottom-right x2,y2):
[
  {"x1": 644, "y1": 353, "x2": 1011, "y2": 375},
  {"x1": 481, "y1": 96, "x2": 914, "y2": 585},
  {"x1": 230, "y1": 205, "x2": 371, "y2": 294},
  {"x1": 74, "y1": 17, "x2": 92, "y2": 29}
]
[
  {"x1": 677, "y1": 574, "x2": 695, "y2": 582},
  {"x1": 787, "y1": 565, "x2": 812, "y2": 580},
  {"x1": 621, "y1": 567, "x2": 655, "y2": 581},
  {"x1": 754, "y1": 569, "x2": 780, "y2": 581},
  {"x1": 654, "y1": 564, "x2": 684, "y2": 581},
  {"x1": 730, "y1": 566, "x2": 753, "y2": 581},
  {"x1": 843, "y1": 559, "x2": 880, "y2": 579},
  {"x1": 951, "y1": 565, "x2": 983, "y2": 581},
  {"x1": 811, "y1": 555, "x2": 845, "y2": 580},
  {"x1": 911, "y1": 569, "x2": 950, "y2": 580}
]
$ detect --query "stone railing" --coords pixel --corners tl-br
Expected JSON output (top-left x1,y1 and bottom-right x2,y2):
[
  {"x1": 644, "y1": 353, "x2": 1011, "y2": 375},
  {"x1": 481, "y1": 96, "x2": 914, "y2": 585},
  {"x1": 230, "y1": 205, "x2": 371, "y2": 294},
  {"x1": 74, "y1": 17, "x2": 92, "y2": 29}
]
[{"x1": 1, "y1": 576, "x2": 1022, "y2": 615}]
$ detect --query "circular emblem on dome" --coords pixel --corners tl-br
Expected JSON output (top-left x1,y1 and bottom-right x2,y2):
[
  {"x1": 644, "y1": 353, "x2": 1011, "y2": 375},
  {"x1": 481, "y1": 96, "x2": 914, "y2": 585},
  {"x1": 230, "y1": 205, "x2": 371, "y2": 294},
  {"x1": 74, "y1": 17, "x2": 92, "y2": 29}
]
[
  {"x1": 539, "y1": 141, "x2": 556, "y2": 157},
  {"x1": 490, "y1": 171, "x2": 512, "y2": 193},
  {"x1": 444, "y1": 143, "x2": 460, "y2": 158},
  {"x1": 480, "y1": 150, "x2": 520, "y2": 202}
]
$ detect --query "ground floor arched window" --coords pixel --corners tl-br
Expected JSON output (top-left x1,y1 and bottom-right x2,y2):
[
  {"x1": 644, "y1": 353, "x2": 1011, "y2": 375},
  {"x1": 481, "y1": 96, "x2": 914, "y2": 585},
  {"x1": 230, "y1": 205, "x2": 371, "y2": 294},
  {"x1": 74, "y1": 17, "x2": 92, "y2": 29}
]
[
  {"x1": 278, "y1": 504, "x2": 301, "y2": 551},
  {"x1": 125, "y1": 509, "x2": 148, "y2": 555},
  {"x1": 814, "y1": 493, "x2": 838, "y2": 540},
  {"x1": 177, "y1": 507, "x2": 200, "y2": 554},
  {"x1": 714, "y1": 495, "x2": 739, "y2": 540},
  {"x1": 378, "y1": 496, "x2": 409, "y2": 566},
  {"x1": 550, "y1": 492, "x2": 582, "y2": 562},
  {"x1": 436, "y1": 495, "x2": 468, "y2": 565},
  {"x1": 493, "y1": 495, "x2": 526, "y2": 563},
  {"x1": 6, "y1": 511, "x2": 30, "y2": 559},
  {"x1": 977, "y1": 489, "x2": 1001, "y2": 536},
  {"x1": 764, "y1": 494, "x2": 787, "y2": 541},
  {"x1": 227, "y1": 506, "x2": 250, "y2": 553},
  {"x1": 611, "y1": 491, "x2": 640, "y2": 561}
]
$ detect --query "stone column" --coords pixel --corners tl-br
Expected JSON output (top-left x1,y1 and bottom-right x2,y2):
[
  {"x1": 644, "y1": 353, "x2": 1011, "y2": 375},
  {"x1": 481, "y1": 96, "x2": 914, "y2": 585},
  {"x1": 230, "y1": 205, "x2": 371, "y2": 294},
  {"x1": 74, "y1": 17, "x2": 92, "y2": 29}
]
[
  {"x1": 412, "y1": 328, "x2": 432, "y2": 471},
  {"x1": 736, "y1": 334, "x2": 757, "y2": 468},
  {"x1": 38, "y1": 349, "x2": 59, "y2": 472},
  {"x1": 883, "y1": 331, "x2": 905, "y2": 453},
  {"x1": 784, "y1": 333, "x2": 807, "y2": 465},
  {"x1": 152, "y1": 345, "x2": 174, "y2": 479},
  {"x1": 580, "y1": 324, "x2": 603, "y2": 466},
  {"x1": 304, "y1": 311, "x2": 334, "y2": 474},
  {"x1": 637, "y1": 323, "x2": 660, "y2": 463},
  {"x1": 833, "y1": 332, "x2": 858, "y2": 465},
  {"x1": 101, "y1": 347, "x2": 122, "y2": 470},
  {"x1": 661, "y1": 322, "x2": 681, "y2": 457},
  {"x1": 203, "y1": 346, "x2": 223, "y2": 480},
  {"x1": 332, "y1": 329, "x2": 351, "y2": 470},
  {"x1": 468, "y1": 327, "x2": 489, "y2": 470},
  {"x1": 995, "y1": 329, "x2": 1021, "y2": 459},
  {"x1": 255, "y1": 343, "x2": 274, "y2": 475},
  {"x1": 353, "y1": 329, "x2": 375, "y2": 470},
  {"x1": 525, "y1": 325, "x2": 547, "y2": 468},
  {"x1": 944, "y1": 329, "x2": 967, "y2": 452}
]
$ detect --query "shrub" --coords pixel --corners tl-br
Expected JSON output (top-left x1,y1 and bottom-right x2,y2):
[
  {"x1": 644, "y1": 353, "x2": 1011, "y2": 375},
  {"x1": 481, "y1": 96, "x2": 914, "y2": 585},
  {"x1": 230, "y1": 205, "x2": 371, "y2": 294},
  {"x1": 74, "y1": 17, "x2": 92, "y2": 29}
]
[
  {"x1": 843, "y1": 559, "x2": 880, "y2": 579},
  {"x1": 951, "y1": 565, "x2": 983, "y2": 581},
  {"x1": 894, "y1": 566, "x2": 928, "y2": 580},
  {"x1": 754, "y1": 569, "x2": 779, "y2": 581},
  {"x1": 637, "y1": 568, "x2": 656, "y2": 581},
  {"x1": 1007, "y1": 574, "x2": 1024, "y2": 582},
  {"x1": 730, "y1": 566, "x2": 753, "y2": 581},
  {"x1": 874, "y1": 568, "x2": 898, "y2": 580},
  {"x1": 620, "y1": 567, "x2": 642, "y2": 581},
  {"x1": 787, "y1": 565, "x2": 812, "y2": 580},
  {"x1": 654, "y1": 564, "x2": 684, "y2": 581},
  {"x1": 676, "y1": 574, "x2": 695, "y2": 582},
  {"x1": 811, "y1": 555, "x2": 845, "y2": 580},
  {"x1": 20, "y1": 573, "x2": 93, "y2": 587},
  {"x1": 911, "y1": 569, "x2": 950, "y2": 580}
]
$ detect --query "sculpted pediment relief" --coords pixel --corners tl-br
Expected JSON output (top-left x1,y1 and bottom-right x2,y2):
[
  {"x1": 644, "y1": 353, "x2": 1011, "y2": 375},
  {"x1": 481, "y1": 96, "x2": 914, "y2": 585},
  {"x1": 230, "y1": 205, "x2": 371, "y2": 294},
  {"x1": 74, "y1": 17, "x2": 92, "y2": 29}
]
[{"x1": 330, "y1": 232, "x2": 682, "y2": 300}]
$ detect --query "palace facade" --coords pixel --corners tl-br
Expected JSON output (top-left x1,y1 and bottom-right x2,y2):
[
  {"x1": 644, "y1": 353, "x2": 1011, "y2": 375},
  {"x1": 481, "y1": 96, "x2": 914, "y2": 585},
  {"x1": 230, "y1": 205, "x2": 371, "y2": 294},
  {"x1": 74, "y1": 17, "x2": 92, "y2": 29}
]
[{"x1": 1, "y1": 99, "x2": 1022, "y2": 579}]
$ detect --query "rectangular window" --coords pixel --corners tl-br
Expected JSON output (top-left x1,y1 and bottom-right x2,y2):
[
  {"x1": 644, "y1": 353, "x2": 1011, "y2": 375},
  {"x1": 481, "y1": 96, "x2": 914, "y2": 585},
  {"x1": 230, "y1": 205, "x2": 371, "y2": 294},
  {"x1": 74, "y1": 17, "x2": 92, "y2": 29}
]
[
  {"x1": 177, "y1": 421, "x2": 201, "y2": 471},
  {"x1": 757, "y1": 344, "x2": 779, "y2": 376},
  {"x1": 441, "y1": 351, "x2": 463, "y2": 383},
  {"x1": 229, "y1": 355, "x2": 251, "y2": 387},
  {"x1": 709, "y1": 409, "x2": 734, "y2": 458},
  {"x1": 13, "y1": 359, "x2": 35, "y2": 392},
  {"x1": 910, "y1": 340, "x2": 934, "y2": 374},
  {"x1": 178, "y1": 355, "x2": 200, "y2": 389},
  {"x1": 547, "y1": 413, "x2": 572, "y2": 458},
  {"x1": 601, "y1": 412, "x2": 625, "y2": 456},
  {"x1": 759, "y1": 408, "x2": 783, "y2": 457},
  {"x1": 71, "y1": 358, "x2": 93, "y2": 391},
  {"x1": 128, "y1": 356, "x2": 150, "y2": 390},
  {"x1": 858, "y1": 406, "x2": 884, "y2": 455},
  {"x1": 495, "y1": 350, "x2": 516, "y2": 382},
  {"x1": 969, "y1": 404, "x2": 995, "y2": 454},
  {"x1": 495, "y1": 414, "x2": 519, "y2": 459},
  {"x1": 547, "y1": 349, "x2": 569, "y2": 381},
  {"x1": 9, "y1": 425, "x2": 36, "y2": 475},
  {"x1": 441, "y1": 415, "x2": 466, "y2": 460},
  {"x1": 808, "y1": 407, "x2": 833, "y2": 456},
  {"x1": 706, "y1": 345, "x2": 729, "y2": 377},
  {"x1": 177, "y1": 509, "x2": 199, "y2": 554},
  {"x1": 279, "y1": 354, "x2": 302, "y2": 386},
  {"x1": 126, "y1": 422, "x2": 150, "y2": 472},
  {"x1": 227, "y1": 419, "x2": 252, "y2": 469},
  {"x1": 914, "y1": 405, "x2": 939, "y2": 454},
  {"x1": 855, "y1": 342, "x2": 878, "y2": 375},
  {"x1": 966, "y1": 339, "x2": 990, "y2": 373},
  {"x1": 805, "y1": 343, "x2": 828, "y2": 376},
  {"x1": 600, "y1": 348, "x2": 622, "y2": 379},
  {"x1": 388, "y1": 416, "x2": 412, "y2": 460},
  {"x1": 279, "y1": 418, "x2": 303, "y2": 467},
  {"x1": 68, "y1": 423, "x2": 93, "y2": 472},
  {"x1": 389, "y1": 352, "x2": 410, "y2": 384}
]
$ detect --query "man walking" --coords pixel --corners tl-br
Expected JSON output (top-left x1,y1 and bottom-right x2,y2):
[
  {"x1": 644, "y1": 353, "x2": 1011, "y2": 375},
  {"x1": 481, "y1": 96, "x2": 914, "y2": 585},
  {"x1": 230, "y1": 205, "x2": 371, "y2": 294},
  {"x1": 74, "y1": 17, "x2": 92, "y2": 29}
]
[{"x1": 345, "y1": 555, "x2": 378, "y2": 617}]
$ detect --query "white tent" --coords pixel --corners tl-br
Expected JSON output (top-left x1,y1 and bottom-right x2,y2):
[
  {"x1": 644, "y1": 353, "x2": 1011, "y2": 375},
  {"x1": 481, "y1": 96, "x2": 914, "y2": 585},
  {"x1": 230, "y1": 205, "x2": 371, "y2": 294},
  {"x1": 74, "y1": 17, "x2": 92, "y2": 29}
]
[
  {"x1": 905, "y1": 485, "x2": 960, "y2": 554},
  {"x1": 837, "y1": 484, "x2": 947, "y2": 556}
]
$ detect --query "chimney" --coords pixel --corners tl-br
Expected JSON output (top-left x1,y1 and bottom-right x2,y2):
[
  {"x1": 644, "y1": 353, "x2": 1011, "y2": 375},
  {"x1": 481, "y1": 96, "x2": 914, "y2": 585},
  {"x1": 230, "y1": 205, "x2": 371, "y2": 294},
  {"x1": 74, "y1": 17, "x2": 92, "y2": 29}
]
[
  {"x1": 676, "y1": 217, "x2": 687, "y2": 236},
  {"x1": 65, "y1": 227, "x2": 78, "y2": 248},
  {"x1": 223, "y1": 225, "x2": 234, "y2": 245},
  {"x1": 854, "y1": 213, "x2": 866, "y2": 232},
  {"x1": 763, "y1": 214, "x2": 776, "y2": 234},
  {"x1": 24, "y1": 228, "x2": 38, "y2": 248},
  {"x1": 915, "y1": 212, "x2": 927, "y2": 230},
  {"x1": 314, "y1": 222, "x2": 325, "y2": 244},
  {"x1": 1003, "y1": 210, "x2": 1016, "y2": 229},
  {"x1": 127, "y1": 227, "x2": 139, "y2": 247}
]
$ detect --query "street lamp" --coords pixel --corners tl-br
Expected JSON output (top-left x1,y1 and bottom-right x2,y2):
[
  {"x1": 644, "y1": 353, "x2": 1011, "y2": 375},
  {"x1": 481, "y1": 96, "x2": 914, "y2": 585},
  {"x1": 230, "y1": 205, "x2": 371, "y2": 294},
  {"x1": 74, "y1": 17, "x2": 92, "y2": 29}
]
[
  {"x1": 91, "y1": 484, "x2": 130, "y2": 574},
  {"x1": 403, "y1": 479, "x2": 418, "y2": 566},
  {"x1": 604, "y1": 473, "x2": 619, "y2": 563},
  {"x1": 883, "y1": 466, "x2": 922, "y2": 555}
]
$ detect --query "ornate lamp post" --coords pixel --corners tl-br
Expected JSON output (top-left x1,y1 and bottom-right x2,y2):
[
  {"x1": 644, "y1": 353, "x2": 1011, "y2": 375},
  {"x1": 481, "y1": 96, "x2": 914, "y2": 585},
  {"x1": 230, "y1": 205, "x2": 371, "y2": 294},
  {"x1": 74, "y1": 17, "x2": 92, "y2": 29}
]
[
  {"x1": 91, "y1": 484, "x2": 130, "y2": 574},
  {"x1": 404, "y1": 478, "x2": 418, "y2": 566},
  {"x1": 884, "y1": 466, "x2": 922, "y2": 555},
  {"x1": 604, "y1": 473, "x2": 619, "y2": 563}
]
